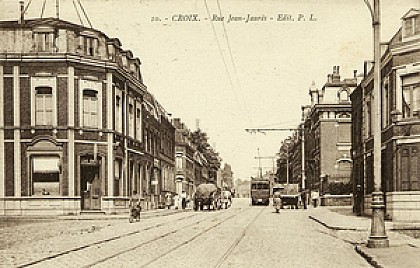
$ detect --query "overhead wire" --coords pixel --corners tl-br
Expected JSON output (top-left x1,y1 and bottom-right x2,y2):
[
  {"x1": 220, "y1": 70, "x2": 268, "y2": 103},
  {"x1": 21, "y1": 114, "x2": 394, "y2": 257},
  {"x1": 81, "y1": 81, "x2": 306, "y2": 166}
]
[
  {"x1": 77, "y1": 0, "x2": 93, "y2": 28},
  {"x1": 202, "y1": 0, "x2": 243, "y2": 120},
  {"x1": 40, "y1": 0, "x2": 47, "y2": 18},
  {"x1": 215, "y1": 0, "x2": 253, "y2": 125},
  {"x1": 72, "y1": 0, "x2": 84, "y2": 26},
  {"x1": 22, "y1": 0, "x2": 33, "y2": 17}
]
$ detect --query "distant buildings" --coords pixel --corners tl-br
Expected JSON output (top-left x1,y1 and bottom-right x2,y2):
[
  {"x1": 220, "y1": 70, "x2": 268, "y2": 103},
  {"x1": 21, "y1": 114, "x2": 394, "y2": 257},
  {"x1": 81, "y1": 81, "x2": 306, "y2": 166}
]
[
  {"x1": 304, "y1": 67, "x2": 357, "y2": 200},
  {"x1": 277, "y1": 67, "x2": 357, "y2": 206}
]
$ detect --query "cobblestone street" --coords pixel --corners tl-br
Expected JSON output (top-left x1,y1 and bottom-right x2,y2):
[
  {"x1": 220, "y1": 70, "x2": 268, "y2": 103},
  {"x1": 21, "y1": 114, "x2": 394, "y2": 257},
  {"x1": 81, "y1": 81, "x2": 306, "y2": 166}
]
[{"x1": 0, "y1": 199, "x2": 374, "y2": 268}]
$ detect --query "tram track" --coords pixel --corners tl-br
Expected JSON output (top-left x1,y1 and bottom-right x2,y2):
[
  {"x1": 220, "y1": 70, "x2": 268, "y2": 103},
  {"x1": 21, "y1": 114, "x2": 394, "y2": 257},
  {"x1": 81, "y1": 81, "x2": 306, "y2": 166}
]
[
  {"x1": 213, "y1": 206, "x2": 266, "y2": 268},
  {"x1": 19, "y1": 207, "x2": 250, "y2": 268},
  {"x1": 17, "y1": 211, "x2": 200, "y2": 268},
  {"x1": 138, "y1": 207, "x2": 252, "y2": 268}
]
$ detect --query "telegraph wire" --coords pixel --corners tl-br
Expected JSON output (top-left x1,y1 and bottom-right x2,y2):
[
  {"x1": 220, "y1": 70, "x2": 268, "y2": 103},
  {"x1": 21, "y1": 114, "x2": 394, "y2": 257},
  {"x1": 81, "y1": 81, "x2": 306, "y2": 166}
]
[
  {"x1": 202, "y1": 0, "x2": 247, "y2": 123},
  {"x1": 40, "y1": 0, "x2": 47, "y2": 18},
  {"x1": 215, "y1": 0, "x2": 252, "y2": 125},
  {"x1": 77, "y1": 0, "x2": 93, "y2": 28},
  {"x1": 22, "y1": 0, "x2": 33, "y2": 17},
  {"x1": 202, "y1": 0, "x2": 235, "y2": 90},
  {"x1": 73, "y1": 0, "x2": 84, "y2": 26}
]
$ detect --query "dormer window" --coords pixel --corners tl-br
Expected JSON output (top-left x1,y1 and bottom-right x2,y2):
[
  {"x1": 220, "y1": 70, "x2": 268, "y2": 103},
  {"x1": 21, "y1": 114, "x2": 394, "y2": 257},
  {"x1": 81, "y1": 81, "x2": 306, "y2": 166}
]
[
  {"x1": 404, "y1": 16, "x2": 420, "y2": 37},
  {"x1": 78, "y1": 31, "x2": 99, "y2": 56},
  {"x1": 402, "y1": 9, "x2": 420, "y2": 39},
  {"x1": 33, "y1": 26, "x2": 56, "y2": 52}
]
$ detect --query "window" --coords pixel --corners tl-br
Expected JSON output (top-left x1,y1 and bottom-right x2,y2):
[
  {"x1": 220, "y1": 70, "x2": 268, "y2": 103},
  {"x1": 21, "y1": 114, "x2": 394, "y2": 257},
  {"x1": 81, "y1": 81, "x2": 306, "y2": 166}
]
[
  {"x1": 79, "y1": 32, "x2": 98, "y2": 56},
  {"x1": 404, "y1": 16, "x2": 420, "y2": 37},
  {"x1": 176, "y1": 156, "x2": 183, "y2": 169},
  {"x1": 35, "y1": 87, "x2": 53, "y2": 125},
  {"x1": 31, "y1": 77, "x2": 57, "y2": 126},
  {"x1": 79, "y1": 79, "x2": 102, "y2": 129},
  {"x1": 404, "y1": 18, "x2": 413, "y2": 37},
  {"x1": 33, "y1": 27, "x2": 55, "y2": 52},
  {"x1": 339, "y1": 89, "x2": 349, "y2": 102},
  {"x1": 366, "y1": 99, "x2": 372, "y2": 137},
  {"x1": 402, "y1": 85, "x2": 420, "y2": 118},
  {"x1": 136, "y1": 107, "x2": 142, "y2": 141},
  {"x1": 145, "y1": 131, "x2": 149, "y2": 152},
  {"x1": 84, "y1": 37, "x2": 96, "y2": 56},
  {"x1": 400, "y1": 146, "x2": 420, "y2": 191},
  {"x1": 82, "y1": 89, "x2": 98, "y2": 128},
  {"x1": 382, "y1": 78, "x2": 390, "y2": 127},
  {"x1": 115, "y1": 95, "x2": 121, "y2": 132},
  {"x1": 32, "y1": 156, "x2": 60, "y2": 195},
  {"x1": 114, "y1": 159, "x2": 122, "y2": 196},
  {"x1": 128, "y1": 103, "x2": 134, "y2": 138}
]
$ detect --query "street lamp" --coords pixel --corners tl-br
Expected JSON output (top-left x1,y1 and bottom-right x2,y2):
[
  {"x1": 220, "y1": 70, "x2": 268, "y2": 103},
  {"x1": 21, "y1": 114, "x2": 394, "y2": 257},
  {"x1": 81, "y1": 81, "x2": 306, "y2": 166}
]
[{"x1": 364, "y1": 0, "x2": 389, "y2": 248}]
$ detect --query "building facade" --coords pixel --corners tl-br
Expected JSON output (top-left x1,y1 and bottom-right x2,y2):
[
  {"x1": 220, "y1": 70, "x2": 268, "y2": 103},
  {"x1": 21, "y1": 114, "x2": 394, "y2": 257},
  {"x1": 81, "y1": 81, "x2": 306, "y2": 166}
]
[
  {"x1": 174, "y1": 118, "x2": 196, "y2": 198},
  {"x1": 0, "y1": 17, "x2": 175, "y2": 215},
  {"x1": 303, "y1": 67, "x2": 356, "y2": 203},
  {"x1": 352, "y1": 9, "x2": 420, "y2": 221}
]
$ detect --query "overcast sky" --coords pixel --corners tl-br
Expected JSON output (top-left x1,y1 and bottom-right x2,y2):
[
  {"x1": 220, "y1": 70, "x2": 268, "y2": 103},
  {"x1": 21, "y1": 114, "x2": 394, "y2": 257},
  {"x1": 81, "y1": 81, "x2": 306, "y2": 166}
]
[{"x1": 1, "y1": 0, "x2": 420, "y2": 180}]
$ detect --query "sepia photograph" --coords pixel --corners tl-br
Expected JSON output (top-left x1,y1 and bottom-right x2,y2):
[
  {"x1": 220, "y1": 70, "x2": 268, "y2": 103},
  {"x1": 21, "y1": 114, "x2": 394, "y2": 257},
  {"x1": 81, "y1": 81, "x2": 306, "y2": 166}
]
[{"x1": 1, "y1": 0, "x2": 420, "y2": 267}]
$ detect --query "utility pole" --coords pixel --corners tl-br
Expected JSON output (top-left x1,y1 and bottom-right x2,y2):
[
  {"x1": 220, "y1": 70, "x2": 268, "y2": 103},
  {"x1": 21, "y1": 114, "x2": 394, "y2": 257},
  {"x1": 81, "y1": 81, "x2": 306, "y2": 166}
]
[
  {"x1": 364, "y1": 0, "x2": 389, "y2": 248},
  {"x1": 256, "y1": 148, "x2": 262, "y2": 178},
  {"x1": 246, "y1": 127, "x2": 305, "y2": 190},
  {"x1": 254, "y1": 156, "x2": 276, "y2": 181}
]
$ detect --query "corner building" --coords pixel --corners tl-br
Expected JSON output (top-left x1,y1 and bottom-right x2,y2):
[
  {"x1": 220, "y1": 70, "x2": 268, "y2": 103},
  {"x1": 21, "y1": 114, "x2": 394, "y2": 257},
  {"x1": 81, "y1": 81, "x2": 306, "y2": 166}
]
[
  {"x1": 352, "y1": 9, "x2": 420, "y2": 221},
  {"x1": 0, "y1": 18, "x2": 175, "y2": 215}
]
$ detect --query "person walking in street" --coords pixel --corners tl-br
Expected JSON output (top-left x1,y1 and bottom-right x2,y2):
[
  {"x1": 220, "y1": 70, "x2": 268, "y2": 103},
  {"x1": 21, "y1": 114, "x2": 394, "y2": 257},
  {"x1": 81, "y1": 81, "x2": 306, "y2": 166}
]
[
  {"x1": 129, "y1": 190, "x2": 142, "y2": 221},
  {"x1": 181, "y1": 191, "x2": 187, "y2": 209},
  {"x1": 301, "y1": 189, "x2": 307, "y2": 209}
]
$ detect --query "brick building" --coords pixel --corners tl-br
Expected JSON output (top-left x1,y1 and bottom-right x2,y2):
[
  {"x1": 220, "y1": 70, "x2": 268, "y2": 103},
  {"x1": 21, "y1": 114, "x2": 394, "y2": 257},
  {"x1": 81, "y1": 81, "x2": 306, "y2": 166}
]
[
  {"x1": 301, "y1": 67, "x2": 357, "y2": 205},
  {"x1": 0, "y1": 16, "x2": 175, "y2": 215},
  {"x1": 351, "y1": 9, "x2": 420, "y2": 221}
]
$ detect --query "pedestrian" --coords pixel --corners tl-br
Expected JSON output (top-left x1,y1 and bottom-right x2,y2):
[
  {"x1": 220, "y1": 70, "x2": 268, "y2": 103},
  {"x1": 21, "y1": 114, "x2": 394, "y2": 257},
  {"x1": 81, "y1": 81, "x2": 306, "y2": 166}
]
[
  {"x1": 181, "y1": 191, "x2": 187, "y2": 209},
  {"x1": 311, "y1": 190, "x2": 319, "y2": 207},
  {"x1": 301, "y1": 190, "x2": 307, "y2": 209},
  {"x1": 165, "y1": 193, "x2": 172, "y2": 209}
]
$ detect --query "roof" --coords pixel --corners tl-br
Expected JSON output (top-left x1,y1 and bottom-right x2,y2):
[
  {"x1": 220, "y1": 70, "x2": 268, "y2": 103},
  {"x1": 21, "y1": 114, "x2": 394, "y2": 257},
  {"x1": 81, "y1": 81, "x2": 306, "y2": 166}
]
[{"x1": 401, "y1": 8, "x2": 420, "y2": 20}]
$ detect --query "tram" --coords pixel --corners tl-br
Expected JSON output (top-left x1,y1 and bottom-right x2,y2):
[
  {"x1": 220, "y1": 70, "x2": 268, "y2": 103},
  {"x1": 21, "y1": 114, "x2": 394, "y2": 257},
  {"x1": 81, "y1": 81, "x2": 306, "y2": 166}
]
[{"x1": 250, "y1": 178, "x2": 270, "y2": 205}]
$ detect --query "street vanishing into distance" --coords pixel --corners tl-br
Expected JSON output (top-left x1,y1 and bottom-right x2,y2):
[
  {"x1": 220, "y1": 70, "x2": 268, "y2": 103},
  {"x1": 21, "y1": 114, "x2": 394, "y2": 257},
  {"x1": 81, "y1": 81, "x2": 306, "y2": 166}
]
[{"x1": 0, "y1": 199, "x2": 371, "y2": 268}]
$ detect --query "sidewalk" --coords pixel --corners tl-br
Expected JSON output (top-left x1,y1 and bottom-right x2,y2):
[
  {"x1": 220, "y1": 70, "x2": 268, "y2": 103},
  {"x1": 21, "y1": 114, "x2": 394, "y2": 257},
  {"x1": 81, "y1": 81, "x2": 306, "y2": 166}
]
[{"x1": 309, "y1": 206, "x2": 420, "y2": 268}]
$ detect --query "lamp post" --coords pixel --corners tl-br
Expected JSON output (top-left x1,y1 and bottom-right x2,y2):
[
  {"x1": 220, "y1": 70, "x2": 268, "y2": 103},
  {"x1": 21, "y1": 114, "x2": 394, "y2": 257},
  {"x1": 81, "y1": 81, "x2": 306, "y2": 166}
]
[{"x1": 364, "y1": 0, "x2": 389, "y2": 248}]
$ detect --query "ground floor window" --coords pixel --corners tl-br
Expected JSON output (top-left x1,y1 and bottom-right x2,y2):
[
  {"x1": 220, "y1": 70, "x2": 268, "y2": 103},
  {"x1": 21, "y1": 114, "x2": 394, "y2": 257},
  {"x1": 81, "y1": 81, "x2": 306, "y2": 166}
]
[
  {"x1": 114, "y1": 159, "x2": 122, "y2": 196},
  {"x1": 399, "y1": 145, "x2": 420, "y2": 191},
  {"x1": 32, "y1": 156, "x2": 60, "y2": 195}
]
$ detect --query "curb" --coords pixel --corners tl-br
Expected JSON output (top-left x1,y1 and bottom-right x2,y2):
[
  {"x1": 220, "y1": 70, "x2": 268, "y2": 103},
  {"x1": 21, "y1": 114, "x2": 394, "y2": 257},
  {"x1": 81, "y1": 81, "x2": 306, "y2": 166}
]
[
  {"x1": 355, "y1": 245, "x2": 384, "y2": 268},
  {"x1": 308, "y1": 215, "x2": 368, "y2": 231}
]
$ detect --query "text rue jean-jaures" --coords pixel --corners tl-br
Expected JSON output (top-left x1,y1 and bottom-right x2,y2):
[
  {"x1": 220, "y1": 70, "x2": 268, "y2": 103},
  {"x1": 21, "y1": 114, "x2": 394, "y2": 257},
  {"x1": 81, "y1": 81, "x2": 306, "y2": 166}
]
[{"x1": 150, "y1": 13, "x2": 317, "y2": 23}]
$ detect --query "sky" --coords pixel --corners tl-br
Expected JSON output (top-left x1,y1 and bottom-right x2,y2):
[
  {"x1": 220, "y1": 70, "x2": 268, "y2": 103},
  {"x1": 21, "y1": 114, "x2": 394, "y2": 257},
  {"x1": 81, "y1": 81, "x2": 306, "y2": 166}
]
[{"x1": 1, "y1": 0, "x2": 420, "y2": 180}]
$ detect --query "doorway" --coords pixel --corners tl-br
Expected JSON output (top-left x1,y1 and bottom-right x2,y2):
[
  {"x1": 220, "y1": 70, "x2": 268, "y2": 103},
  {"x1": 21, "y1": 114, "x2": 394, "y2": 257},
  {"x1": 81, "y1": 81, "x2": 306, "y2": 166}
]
[{"x1": 81, "y1": 161, "x2": 101, "y2": 210}]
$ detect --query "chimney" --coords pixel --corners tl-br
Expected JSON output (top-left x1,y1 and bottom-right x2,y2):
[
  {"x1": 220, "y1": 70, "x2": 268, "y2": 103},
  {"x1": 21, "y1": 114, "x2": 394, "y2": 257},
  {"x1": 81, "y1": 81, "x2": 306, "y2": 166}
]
[
  {"x1": 332, "y1": 65, "x2": 341, "y2": 82},
  {"x1": 19, "y1": 1, "x2": 24, "y2": 24},
  {"x1": 327, "y1": 74, "x2": 332, "y2": 83},
  {"x1": 309, "y1": 81, "x2": 318, "y2": 106}
]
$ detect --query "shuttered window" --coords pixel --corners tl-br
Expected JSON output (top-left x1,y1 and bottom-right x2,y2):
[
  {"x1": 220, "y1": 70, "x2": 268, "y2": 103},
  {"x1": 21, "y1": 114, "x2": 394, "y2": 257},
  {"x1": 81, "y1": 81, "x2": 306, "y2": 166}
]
[{"x1": 399, "y1": 146, "x2": 420, "y2": 191}]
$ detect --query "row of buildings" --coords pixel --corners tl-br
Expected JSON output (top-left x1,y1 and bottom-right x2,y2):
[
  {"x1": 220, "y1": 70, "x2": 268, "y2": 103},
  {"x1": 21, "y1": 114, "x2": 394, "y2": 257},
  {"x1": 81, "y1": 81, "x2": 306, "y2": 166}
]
[
  {"x1": 0, "y1": 11, "x2": 233, "y2": 215},
  {"x1": 278, "y1": 9, "x2": 420, "y2": 222}
]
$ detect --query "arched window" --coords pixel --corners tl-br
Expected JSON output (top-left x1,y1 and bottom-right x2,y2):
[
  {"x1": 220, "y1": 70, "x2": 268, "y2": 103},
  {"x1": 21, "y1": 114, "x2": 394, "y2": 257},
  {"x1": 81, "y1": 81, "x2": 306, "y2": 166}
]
[{"x1": 339, "y1": 89, "x2": 349, "y2": 102}]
